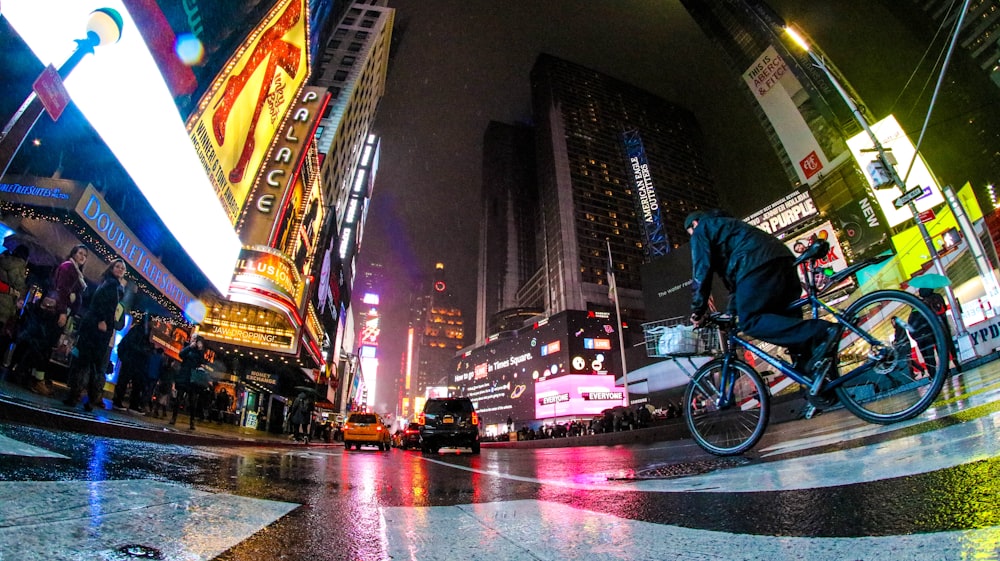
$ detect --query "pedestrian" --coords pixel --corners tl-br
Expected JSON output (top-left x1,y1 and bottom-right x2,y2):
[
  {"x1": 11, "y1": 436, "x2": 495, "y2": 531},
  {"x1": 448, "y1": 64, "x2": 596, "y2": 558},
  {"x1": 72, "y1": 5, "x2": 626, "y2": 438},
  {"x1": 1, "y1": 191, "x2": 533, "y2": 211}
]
[
  {"x1": 10, "y1": 294, "x2": 61, "y2": 395},
  {"x1": 170, "y1": 334, "x2": 207, "y2": 430},
  {"x1": 52, "y1": 245, "x2": 88, "y2": 330},
  {"x1": 112, "y1": 314, "x2": 153, "y2": 413},
  {"x1": 0, "y1": 245, "x2": 29, "y2": 364},
  {"x1": 213, "y1": 386, "x2": 231, "y2": 423},
  {"x1": 686, "y1": 210, "x2": 838, "y2": 376},
  {"x1": 63, "y1": 258, "x2": 126, "y2": 412},
  {"x1": 287, "y1": 392, "x2": 313, "y2": 442},
  {"x1": 11, "y1": 296, "x2": 61, "y2": 397},
  {"x1": 916, "y1": 287, "x2": 961, "y2": 373},
  {"x1": 151, "y1": 357, "x2": 175, "y2": 419},
  {"x1": 143, "y1": 346, "x2": 165, "y2": 413}
]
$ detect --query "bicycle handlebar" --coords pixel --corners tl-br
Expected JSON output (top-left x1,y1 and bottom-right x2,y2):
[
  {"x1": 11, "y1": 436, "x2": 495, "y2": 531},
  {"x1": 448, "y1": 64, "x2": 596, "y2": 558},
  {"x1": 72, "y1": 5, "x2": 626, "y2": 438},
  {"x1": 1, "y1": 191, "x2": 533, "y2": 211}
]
[{"x1": 793, "y1": 238, "x2": 830, "y2": 267}]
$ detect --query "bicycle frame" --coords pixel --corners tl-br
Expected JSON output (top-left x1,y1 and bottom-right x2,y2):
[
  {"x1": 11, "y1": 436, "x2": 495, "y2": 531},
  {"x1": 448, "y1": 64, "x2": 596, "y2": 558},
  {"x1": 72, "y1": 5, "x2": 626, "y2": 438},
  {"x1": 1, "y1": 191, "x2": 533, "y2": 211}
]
[{"x1": 713, "y1": 253, "x2": 894, "y2": 406}]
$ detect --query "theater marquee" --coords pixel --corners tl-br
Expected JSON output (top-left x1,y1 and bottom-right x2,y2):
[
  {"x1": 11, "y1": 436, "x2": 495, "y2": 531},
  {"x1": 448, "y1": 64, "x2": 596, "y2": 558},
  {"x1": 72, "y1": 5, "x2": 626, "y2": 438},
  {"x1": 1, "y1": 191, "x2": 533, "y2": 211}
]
[{"x1": 187, "y1": 0, "x2": 309, "y2": 226}]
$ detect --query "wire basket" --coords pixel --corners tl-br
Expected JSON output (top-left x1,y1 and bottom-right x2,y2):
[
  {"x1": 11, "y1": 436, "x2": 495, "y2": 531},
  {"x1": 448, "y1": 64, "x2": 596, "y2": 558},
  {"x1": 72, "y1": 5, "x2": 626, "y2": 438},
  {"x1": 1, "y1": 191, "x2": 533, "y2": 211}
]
[{"x1": 642, "y1": 316, "x2": 721, "y2": 358}]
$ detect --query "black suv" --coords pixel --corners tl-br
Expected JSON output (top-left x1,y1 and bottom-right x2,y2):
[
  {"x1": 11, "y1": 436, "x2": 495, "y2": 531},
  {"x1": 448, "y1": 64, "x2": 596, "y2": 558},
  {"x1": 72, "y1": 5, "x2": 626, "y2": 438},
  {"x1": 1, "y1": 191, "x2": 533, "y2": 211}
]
[{"x1": 419, "y1": 397, "x2": 480, "y2": 454}]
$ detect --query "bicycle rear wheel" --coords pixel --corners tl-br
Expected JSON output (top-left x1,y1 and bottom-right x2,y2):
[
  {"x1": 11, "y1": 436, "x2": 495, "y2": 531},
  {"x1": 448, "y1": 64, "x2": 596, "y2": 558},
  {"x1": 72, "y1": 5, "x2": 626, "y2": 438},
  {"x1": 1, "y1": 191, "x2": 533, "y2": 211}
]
[
  {"x1": 684, "y1": 358, "x2": 769, "y2": 456},
  {"x1": 833, "y1": 289, "x2": 949, "y2": 424}
]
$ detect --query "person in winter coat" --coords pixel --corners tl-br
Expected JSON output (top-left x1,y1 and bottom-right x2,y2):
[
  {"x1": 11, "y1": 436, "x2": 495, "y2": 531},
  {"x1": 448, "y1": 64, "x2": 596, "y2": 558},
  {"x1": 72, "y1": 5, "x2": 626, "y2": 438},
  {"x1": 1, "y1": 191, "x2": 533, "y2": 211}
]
[
  {"x1": 52, "y1": 245, "x2": 88, "y2": 328},
  {"x1": 0, "y1": 245, "x2": 29, "y2": 354},
  {"x1": 685, "y1": 210, "x2": 836, "y2": 374},
  {"x1": 171, "y1": 335, "x2": 207, "y2": 430},
  {"x1": 112, "y1": 314, "x2": 153, "y2": 413},
  {"x1": 11, "y1": 295, "x2": 61, "y2": 395},
  {"x1": 63, "y1": 258, "x2": 126, "y2": 411},
  {"x1": 287, "y1": 392, "x2": 314, "y2": 442},
  {"x1": 916, "y1": 287, "x2": 960, "y2": 373}
]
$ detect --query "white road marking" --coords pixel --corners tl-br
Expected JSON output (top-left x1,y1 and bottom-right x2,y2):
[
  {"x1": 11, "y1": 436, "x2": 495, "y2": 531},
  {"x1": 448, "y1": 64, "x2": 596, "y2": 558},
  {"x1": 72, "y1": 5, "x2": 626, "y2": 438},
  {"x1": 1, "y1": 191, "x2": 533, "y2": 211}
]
[
  {"x1": 0, "y1": 480, "x2": 298, "y2": 560},
  {"x1": 383, "y1": 499, "x2": 1000, "y2": 561}
]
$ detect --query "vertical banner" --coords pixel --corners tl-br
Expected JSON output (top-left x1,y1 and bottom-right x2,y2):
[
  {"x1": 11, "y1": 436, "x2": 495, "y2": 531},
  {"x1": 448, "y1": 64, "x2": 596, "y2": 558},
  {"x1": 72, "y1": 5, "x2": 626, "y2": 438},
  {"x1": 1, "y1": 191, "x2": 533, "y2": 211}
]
[
  {"x1": 187, "y1": 0, "x2": 309, "y2": 226},
  {"x1": 744, "y1": 46, "x2": 831, "y2": 185}
]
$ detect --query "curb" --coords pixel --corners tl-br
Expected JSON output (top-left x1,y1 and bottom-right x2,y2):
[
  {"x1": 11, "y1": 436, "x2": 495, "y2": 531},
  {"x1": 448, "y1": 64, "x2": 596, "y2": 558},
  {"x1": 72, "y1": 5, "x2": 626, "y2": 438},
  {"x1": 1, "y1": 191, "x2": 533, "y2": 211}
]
[{"x1": 0, "y1": 392, "x2": 302, "y2": 447}]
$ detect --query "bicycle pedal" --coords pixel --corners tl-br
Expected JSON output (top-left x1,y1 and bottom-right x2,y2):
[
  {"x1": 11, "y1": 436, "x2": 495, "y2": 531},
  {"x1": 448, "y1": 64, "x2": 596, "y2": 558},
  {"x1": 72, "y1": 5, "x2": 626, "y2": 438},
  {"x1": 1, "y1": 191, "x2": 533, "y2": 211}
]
[{"x1": 803, "y1": 404, "x2": 818, "y2": 420}]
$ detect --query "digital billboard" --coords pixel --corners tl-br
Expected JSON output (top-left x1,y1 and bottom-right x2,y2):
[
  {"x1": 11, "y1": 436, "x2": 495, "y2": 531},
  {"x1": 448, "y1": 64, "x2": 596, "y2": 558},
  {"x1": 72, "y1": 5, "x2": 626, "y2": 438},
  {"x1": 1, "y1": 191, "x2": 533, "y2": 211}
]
[
  {"x1": 534, "y1": 375, "x2": 625, "y2": 419},
  {"x1": 744, "y1": 45, "x2": 843, "y2": 185},
  {"x1": 187, "y1": 0, "x2": 309, "y2": 226},
  {"x1": 4, "y1": 1, "x2": 243, "y2": 293},
  {"x1": 453, "y1": 311, "x2": 622, "y2": 425},
  {"x1": 622, "y1": 130, "x2": 669, "y2": 257},
  {"x1": 846, "y1": 115, "x2": 945, "y2": 228}
]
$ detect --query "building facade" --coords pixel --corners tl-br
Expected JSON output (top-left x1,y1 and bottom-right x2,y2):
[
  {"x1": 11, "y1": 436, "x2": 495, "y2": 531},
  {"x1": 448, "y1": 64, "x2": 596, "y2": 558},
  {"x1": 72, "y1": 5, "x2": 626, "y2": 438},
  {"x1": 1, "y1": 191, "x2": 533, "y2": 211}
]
[{"x1": 529, "y1": 53, "x2": 721, "y2": 319}]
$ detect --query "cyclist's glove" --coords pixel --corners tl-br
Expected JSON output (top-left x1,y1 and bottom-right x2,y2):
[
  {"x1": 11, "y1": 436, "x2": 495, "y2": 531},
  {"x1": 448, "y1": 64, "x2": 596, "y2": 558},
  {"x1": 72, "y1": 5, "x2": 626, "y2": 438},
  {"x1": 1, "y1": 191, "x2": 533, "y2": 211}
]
[{"x1": 690, "y1": 309, "x2": 707, "y2": 328}]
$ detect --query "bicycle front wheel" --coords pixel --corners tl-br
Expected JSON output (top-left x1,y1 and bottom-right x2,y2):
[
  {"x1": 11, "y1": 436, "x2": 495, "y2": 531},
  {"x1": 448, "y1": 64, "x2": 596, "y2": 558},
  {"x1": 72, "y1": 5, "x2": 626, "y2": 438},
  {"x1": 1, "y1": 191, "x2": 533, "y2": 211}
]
[
  {"x1": 684, "y1": 358, "x2": 770, "y2": 456},
  {"x1": 833, "y1": 289, "x2": 949, "y2": 424}
]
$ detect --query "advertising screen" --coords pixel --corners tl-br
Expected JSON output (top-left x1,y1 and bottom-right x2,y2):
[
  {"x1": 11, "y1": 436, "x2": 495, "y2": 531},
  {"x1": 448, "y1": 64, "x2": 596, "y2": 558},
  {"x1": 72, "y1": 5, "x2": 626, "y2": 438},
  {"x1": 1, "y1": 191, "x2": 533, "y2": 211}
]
[
  {"x1": 453, "y1": 311, "x2": 622, "y2": 425},
  {"x1": 534, "y1": 375, "x2": 625, "y2": 419},
  {"x1": 123, "y1": 0, "x2": 282, "y2": 118},
  {"x1": 187, "y1": 0, "x2": 309, "y2": 226},
  {"x1": 743, "y1": 46, "x2": 837, "y2": 185},
  {"x1": 846, "y1": 115, "x2": 945, "y2": 228}
]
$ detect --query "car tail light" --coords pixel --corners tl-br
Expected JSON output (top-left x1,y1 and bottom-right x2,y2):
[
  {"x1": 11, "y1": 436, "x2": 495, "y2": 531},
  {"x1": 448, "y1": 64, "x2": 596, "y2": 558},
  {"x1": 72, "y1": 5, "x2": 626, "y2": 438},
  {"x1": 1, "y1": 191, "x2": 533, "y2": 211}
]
[{"x1": 471, "y1": 411, "x2": 479, "y2": 426}]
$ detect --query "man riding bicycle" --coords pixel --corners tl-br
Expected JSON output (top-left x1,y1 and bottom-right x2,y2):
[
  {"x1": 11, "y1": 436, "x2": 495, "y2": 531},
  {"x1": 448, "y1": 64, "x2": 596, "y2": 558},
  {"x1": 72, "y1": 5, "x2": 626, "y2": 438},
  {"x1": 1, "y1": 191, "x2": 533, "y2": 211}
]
[{"x1": 685, "y1": 209, "x2": 839, "y2": 375}]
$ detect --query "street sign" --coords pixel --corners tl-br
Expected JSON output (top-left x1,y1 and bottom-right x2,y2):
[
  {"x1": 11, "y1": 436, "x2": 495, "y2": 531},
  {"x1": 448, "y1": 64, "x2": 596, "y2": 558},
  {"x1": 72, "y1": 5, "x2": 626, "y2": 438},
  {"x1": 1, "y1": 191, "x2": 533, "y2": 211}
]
[
  {"x1": 894, "y1": 186, "x2": 924, "y2": 208},
  {"x1": 32, "y1": 65, "x2": 71, "y2": 122},
  {"x1": 919, "y1": 209, "x2": 936, "y2": 223}
]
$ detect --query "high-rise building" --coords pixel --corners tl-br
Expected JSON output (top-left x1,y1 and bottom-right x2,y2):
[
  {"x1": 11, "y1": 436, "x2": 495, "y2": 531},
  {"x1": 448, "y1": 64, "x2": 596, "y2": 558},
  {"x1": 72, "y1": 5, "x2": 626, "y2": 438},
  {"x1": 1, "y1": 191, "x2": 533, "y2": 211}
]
[
  {"x1": 309, "y1": 0, "x2": 394, "y2": 412},
  {"x1": 679, "y1": 0, "x2": 862, "y2": 189},
  {"x1": 405, "y1": 263, "x2": 465, "y2": 412},
  {"x1": 477, "y1": 121, "x2": 540, "y2": 341},
  {"x1": 530, "y1": 53, "x2": 720, "y2": 319}
]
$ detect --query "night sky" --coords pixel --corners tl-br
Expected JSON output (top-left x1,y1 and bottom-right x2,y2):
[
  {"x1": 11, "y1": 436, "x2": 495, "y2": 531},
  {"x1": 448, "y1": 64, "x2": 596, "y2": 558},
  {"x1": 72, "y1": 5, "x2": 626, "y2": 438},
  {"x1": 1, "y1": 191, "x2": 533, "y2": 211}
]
[{"x1": 360, "y1": 0, "x2": 983, "y2": 411}]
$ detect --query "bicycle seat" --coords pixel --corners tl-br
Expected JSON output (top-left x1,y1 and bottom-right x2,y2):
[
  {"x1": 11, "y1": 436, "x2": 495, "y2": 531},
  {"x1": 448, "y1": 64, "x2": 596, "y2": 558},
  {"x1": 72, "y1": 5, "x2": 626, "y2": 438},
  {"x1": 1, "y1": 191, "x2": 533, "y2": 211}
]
[
  {"x1": 793, "y1": 238, "x2": 830, "y2": 266},
  {"x1": 707, "y1": 312, "x2": 737, "y2": 329}
]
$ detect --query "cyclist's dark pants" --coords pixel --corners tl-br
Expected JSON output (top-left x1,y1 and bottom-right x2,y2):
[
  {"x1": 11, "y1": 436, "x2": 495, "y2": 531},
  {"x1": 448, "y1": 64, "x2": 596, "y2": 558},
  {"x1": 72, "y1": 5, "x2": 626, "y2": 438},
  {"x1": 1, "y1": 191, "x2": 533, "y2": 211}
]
[{"x1": 735, "y1": 258, "x2": 833, "y2": 356}]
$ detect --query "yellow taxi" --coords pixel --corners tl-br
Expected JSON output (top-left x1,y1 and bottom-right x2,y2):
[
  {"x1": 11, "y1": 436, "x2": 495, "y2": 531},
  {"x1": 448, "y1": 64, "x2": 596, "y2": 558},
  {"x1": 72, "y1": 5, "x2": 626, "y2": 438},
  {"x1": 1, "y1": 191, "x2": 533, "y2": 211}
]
[{"x1": 342, "y1": 412, "x2": 392, "y2": 451}]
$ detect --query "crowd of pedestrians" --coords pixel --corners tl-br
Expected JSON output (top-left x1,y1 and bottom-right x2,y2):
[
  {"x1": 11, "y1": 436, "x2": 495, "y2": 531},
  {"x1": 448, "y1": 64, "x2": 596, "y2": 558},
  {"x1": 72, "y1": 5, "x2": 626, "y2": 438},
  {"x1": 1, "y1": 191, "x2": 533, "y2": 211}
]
[{"x1": 0, "y1": 243, "x2": 243, "y2": 430}]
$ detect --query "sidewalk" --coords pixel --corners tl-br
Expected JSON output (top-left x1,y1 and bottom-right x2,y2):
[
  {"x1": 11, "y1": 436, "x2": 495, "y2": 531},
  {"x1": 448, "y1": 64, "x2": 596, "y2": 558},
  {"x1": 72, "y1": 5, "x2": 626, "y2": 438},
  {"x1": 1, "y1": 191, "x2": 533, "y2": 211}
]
[
  {"x1": 0, "y1": 376, "x2": 313, "y2": 447},
  {"x1": 3, "y1": 352, "x2": 997, "y2": 450}
]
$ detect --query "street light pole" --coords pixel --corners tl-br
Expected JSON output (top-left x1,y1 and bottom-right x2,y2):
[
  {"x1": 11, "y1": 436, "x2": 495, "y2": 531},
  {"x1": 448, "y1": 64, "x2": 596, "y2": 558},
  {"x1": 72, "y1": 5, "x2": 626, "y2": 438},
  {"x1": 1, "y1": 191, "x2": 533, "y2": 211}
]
[
  {"x1": 785, "y1": 26, "x2": 968, "y2": 346},
  {"x1": 0, "y1": 8, "x2": 124, "y2": 179}
]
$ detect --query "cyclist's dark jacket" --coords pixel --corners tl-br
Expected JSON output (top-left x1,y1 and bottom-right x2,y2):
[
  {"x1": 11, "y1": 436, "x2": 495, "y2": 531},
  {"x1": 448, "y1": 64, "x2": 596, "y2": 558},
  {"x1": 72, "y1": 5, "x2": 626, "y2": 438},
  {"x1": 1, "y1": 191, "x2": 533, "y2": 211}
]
[{"x1": 689, "y1": 215, "x2": 794, "y2": 315}]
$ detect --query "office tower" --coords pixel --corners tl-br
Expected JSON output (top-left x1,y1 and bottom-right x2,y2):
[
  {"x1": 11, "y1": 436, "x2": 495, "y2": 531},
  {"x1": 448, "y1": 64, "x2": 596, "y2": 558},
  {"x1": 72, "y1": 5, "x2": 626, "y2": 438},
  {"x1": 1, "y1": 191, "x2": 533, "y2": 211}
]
[
  {"x1": 477, "y1": 121, "x2": 540, "y2": 341},
  {"x1": 530, "y1": 53, "x2": 720, "y2": 318},
  {"x1": 682, "y1": 0, "x2": 1000, "y2": 211},
  {"x1": 309, "y1": 0, "x2": 394, "y2": 407},
  {"x1": 408, "y1": 263, "x2": 465, "y2": 406}
]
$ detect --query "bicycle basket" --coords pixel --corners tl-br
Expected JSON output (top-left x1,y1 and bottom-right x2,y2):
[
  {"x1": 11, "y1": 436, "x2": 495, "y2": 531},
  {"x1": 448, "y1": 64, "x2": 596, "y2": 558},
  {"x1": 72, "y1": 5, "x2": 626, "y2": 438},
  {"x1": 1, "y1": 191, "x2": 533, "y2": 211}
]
[{"x1": 643, "y1": 318, "x2": 720, "y2": 357}]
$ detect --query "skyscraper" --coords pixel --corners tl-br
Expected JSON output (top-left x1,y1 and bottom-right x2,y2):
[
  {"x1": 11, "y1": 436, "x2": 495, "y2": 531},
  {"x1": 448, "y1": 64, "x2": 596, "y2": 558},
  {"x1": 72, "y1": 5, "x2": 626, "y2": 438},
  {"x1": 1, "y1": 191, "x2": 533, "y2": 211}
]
[
  {"x1": 477, "y1": 121, "x2": 539, "y2": 341},
  {"x1": 530, "y1": 53, "x2": 720, "y2": 318},
  {"x1": 404, "y1": 263, "x2": 465, "y2": 414}
]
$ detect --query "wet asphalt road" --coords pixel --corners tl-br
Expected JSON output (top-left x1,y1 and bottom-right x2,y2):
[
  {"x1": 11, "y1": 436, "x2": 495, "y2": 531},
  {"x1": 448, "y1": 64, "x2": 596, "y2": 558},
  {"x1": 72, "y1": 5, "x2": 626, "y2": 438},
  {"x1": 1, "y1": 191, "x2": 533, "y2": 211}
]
[{"x1": 1, "y1": 392, "x2": 999, "y2": 561}]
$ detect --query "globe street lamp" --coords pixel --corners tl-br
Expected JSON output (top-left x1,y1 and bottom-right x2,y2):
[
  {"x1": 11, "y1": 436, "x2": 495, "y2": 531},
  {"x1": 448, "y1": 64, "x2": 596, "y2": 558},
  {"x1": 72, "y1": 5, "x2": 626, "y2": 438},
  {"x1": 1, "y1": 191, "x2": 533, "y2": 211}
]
[{"x1": 0, "y1": 7, "x2": 124, "y2": 178}]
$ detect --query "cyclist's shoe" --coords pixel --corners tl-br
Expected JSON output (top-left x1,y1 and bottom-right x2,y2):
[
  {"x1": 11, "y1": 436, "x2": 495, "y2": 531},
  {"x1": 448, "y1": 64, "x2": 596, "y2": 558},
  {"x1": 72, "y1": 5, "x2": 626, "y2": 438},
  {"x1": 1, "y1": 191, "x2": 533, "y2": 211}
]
[{"x1": 801, "y1": 326, "x2": 840, "y2": 376}]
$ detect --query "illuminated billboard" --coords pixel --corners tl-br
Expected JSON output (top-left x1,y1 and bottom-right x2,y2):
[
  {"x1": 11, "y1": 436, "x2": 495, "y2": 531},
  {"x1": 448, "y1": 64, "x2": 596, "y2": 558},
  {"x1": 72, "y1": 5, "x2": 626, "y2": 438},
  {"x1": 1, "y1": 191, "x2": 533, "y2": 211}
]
[
  {"x1": 622, "y1": 130, "x2": 669, "y2": 257},
  {"x1": 453, "y1": 311, "x2": 622, "y2": 425},
  {"x1": 4, "y1": 1, "x2": 243, "y2": 293},
  {"x1": 122, "y1": 0, "x2": 281, "y2": 117},
  {"x1": 534, "y1": 375, "x2": 625, "y2": 418},
  {"x1": 187, "y1": 0, "x2": 309, "y2": 226},
  {"x1": 744, "y1": 189, "x2": 819, "y2": 237},
  {"x1": 744, "y1": 46, "x2": 837, "y2": 185},
  {"x1": 846, "y1": 115, "x2": 945, "y2": 228},
  {"x1": 238, "y1": 86, "x2": 328, "y2": 251}
]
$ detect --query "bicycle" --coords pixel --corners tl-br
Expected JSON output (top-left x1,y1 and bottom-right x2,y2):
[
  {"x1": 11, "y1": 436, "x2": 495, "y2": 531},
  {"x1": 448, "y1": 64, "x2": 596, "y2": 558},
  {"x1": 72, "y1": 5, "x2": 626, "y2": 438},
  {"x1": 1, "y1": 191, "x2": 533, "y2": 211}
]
[{"x1": 679, "y1": 239, "x2": 949, "y2": 456}]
